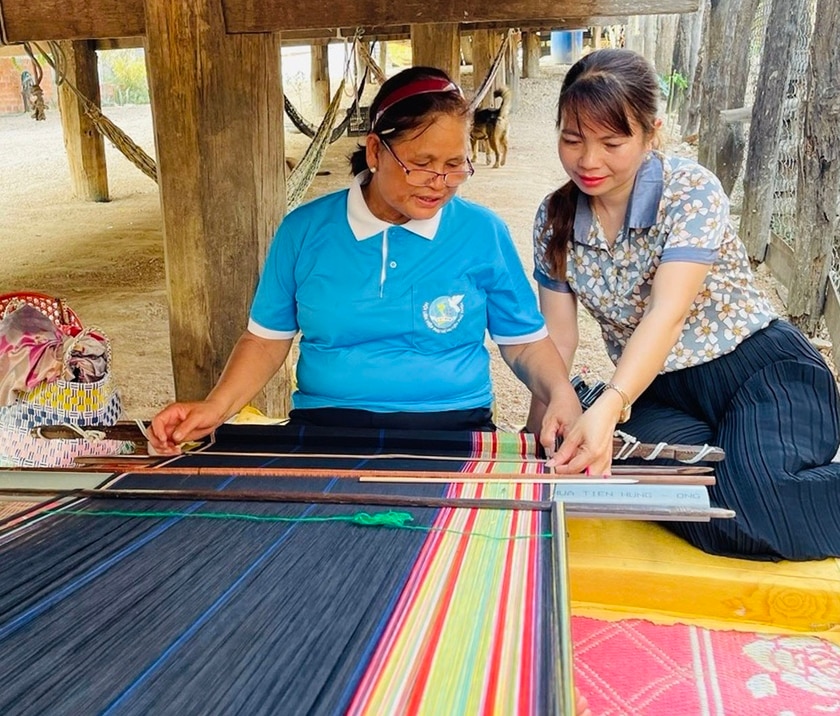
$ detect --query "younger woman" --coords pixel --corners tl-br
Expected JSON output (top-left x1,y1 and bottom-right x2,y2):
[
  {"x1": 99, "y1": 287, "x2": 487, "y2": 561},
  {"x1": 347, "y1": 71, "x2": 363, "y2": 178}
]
[{"x1": 529, "y1": 49, "x2": 840, "y2": 561}]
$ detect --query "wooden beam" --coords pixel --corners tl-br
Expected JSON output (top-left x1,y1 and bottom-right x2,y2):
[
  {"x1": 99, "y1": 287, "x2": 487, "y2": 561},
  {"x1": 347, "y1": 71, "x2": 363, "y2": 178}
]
[
  {"x1": 0, "y1": 0, "x2": 144, "y2": 43},
  {"x1": 56, "y1": 39, "x2": 109, "y2": 201},
  {"x1": 0, "y1": 0, "x2": 695, "y2": 42},
  {"x1": 223, "y1": 1, "x2": 698, "y2": 33},
  {"x1": 143, "y1": 0, "x2": 285, "y2": 403}
]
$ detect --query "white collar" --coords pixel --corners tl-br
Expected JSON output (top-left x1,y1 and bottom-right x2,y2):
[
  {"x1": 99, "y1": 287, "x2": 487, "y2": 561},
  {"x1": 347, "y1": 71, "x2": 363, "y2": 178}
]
[{"x1": 347, "y1": 172, "x2": 442, "y2": 241}]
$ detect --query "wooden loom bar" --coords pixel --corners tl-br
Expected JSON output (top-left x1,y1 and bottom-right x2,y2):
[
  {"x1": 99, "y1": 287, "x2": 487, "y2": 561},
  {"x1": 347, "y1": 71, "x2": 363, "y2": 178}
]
[
  {"x1": 550, "y1": 501, "x2": 576, "y2": 715},
  {"x1": 70, "y1": 455, "x2": 715, "y2": 475},
  {"x1": 0, "y1": 487, "x2": 552, "y2": 512},
  {"x1": 0, "y1": 488, "x2": 734, "y2": 520},
  {"x1": 30, "y1": 424, "x2": 725, "y2": 463},
  {"x1": 0, "y1": 465, "x2": 716, "y2": 485}
]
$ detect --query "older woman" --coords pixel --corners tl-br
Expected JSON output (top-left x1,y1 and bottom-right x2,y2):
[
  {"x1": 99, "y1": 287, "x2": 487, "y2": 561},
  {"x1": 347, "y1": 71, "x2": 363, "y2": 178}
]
[{"x1": 150, "y1": 66, "x2": 580, "y2": 455}]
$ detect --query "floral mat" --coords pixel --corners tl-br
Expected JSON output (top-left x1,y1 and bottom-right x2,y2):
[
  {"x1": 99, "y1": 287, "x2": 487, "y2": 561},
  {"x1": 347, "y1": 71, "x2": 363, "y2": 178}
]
[{"x1": 573, "y1": 616, "x2": 840, "y2": 715}]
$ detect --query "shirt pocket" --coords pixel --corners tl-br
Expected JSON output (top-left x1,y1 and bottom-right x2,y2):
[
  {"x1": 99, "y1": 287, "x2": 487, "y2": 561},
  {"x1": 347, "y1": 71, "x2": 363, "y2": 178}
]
[{"x1": 411, "y1": 279, "x2": 486, "y2": 352}]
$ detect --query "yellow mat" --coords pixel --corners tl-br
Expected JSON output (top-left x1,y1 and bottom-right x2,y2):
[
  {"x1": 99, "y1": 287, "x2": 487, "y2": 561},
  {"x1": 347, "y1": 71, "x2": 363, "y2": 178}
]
[{"x1": 567, "y1": 518, "x2": 840, "y2": 645}]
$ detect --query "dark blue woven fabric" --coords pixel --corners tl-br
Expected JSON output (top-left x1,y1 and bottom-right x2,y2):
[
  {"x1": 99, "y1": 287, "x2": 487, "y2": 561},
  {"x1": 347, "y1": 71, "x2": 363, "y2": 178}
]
[
  {"x1": 0, "y1": 426, "x2": 553, "y2": 715},
  {"x1": 621, "y1": 319, "x2": 840, "y2": 561}
]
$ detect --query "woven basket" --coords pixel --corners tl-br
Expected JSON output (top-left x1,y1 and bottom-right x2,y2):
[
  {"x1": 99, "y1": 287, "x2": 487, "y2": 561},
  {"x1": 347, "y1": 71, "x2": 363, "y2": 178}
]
[{"x1": 0, "y1": 291, "x2": 83, "y2": 335}]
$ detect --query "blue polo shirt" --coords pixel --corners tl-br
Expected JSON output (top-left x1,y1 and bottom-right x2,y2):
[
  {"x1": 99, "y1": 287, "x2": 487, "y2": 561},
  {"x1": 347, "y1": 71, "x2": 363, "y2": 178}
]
[{"x1": 249, "y1": 173, "x2": 547, "y2": 412}]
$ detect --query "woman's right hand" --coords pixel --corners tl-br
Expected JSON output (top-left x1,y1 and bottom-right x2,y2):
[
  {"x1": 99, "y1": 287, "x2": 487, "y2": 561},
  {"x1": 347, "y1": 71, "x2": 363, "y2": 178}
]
[
  {"x1": 148, "y1": 400, "x2": 227, "y2": 455},
  {"x1": 547, "y1": 396, "x2": 620, "y2": 475}
]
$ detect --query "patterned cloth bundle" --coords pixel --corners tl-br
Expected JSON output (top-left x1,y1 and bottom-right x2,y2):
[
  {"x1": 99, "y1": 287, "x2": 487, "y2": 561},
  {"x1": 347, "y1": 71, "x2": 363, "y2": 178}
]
[{"x1": 0, "y1": 292, "x2": 133, "y2": 467}]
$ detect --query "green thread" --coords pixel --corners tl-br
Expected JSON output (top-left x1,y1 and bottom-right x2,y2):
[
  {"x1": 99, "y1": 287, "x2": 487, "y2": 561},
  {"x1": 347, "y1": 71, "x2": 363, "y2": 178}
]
[{"x1": 44, "y1": 509, "x2": 552, "y2": 541}]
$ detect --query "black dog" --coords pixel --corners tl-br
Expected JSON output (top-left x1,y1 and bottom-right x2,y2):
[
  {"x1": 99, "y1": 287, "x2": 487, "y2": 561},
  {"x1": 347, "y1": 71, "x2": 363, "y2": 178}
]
[{"x1": 470, "y1": 86, "x2": 511, "y2": 168}]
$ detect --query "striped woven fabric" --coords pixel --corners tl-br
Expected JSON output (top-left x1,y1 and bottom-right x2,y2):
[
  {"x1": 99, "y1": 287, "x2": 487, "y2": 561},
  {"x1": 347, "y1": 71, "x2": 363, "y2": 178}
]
[{"x1": 348, "y1": 432, "x2": 550, "y2": 714}]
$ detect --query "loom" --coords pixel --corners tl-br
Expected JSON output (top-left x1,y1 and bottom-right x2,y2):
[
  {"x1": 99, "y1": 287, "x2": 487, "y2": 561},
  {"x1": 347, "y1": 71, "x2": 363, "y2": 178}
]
[{"x1": 0, "y1": 425, "x2": 600, "y2": 714}]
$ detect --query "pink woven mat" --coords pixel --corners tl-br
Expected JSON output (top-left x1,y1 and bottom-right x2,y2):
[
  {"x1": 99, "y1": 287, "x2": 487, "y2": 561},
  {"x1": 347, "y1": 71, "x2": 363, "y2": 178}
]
[{"x1": 573, "y1": 616, "x2": 840, "y2": 715}]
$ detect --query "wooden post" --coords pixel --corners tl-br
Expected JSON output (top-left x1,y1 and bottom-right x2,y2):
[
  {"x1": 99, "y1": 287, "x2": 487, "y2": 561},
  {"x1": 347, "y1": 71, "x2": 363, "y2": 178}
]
[
  {"x1": 56, "y1": 40, "x2": 109, "y2": 202},
  {"x1": 143, "y1": 0, "x2": 288, "y2": 412},
  {"x1": 411, "y1": 23, "x2": 460, "y2": 81},
  {"x1": 591, "y1": 26, "x2": 603, "y2": 51},
  {"x1": 310, "y1": 40, "x2": 330, "y2": 117},
  {"x1": 789, "y1": 0, "x2": 840, "y2": 336},
  {"x1": 378, "y1": 39, "x2": 388, "y2": 76},
  {"x1": 740, "y1": 0, "x2": 810, "y2": 262},
  {"x1": 504, "y1": 30, "x2": 520, "y2": 110},
  {"x1": 471, "y1": 29, "x2": 503, "y2": 106},
  {"x1": 460, "y1": 35, "x2": 473, "y2": 67},
  {"x1": 521, "y1": 31, "x2": 542, "y2": 78}
]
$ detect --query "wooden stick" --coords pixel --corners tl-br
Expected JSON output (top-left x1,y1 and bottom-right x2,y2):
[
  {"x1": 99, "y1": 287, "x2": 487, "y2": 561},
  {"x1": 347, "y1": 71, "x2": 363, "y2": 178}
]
[
  {"x1": 0, "y1": 464, "x2": 716, "y2": 485},
  {"x1": 550, "y1": 501, "x2": 576, "y2": 715},
  {"x1": 0, "y1": 487, "x2": 552, "y2": 512},
  {"x1": 0, "y1": 488, "x2": 735, "y2": 520},
  {"x1": 71, "y1": 454, "x2": 715, "y2": 476},
  {"x1": 29, "y1": 423, "x2": 725, "y2": 463}
]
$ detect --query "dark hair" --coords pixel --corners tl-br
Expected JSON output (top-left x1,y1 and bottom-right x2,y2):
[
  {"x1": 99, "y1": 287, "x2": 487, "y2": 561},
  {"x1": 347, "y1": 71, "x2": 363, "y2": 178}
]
[
  {"x1": 349, "y1": 66, "x2": 470, "y2": 176},
  {"x1": 542, "y1": 49, "x2": 659, "y2": 277}
]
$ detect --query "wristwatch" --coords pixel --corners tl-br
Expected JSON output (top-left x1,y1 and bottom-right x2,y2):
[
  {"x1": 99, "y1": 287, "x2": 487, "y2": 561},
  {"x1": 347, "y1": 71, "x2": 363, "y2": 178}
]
[{"x1": 605, "y1": 383, "x2": 632, "y2": 423}]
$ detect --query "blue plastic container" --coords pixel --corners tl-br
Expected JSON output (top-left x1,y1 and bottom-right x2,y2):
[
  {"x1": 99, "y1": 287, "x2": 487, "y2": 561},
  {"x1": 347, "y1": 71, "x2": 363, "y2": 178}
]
[{"x1": 550, "y1": 30, "x2": 584, "y2": 64}]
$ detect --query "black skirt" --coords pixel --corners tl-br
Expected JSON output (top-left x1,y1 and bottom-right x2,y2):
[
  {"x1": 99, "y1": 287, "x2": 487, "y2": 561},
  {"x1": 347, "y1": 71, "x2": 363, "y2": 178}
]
[{"x1": 620, "y1": 319, "x2": 840, "y2": 561}]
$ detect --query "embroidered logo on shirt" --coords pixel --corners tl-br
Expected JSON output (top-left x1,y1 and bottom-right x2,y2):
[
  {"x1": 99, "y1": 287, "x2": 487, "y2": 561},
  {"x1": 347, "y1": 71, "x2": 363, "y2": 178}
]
[{"x1": 423, "y1": 294, "x2": 465, "y2": 333}]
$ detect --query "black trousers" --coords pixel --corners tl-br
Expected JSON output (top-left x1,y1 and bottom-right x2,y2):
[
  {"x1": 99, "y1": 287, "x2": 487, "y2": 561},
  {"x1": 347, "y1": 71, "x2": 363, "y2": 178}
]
[
  {"x1": 288, "y1": 406, "x2": 496, "y2": 432},
  {"x1": 621, "y1": 319, "x2": 840, "y2": 561}
]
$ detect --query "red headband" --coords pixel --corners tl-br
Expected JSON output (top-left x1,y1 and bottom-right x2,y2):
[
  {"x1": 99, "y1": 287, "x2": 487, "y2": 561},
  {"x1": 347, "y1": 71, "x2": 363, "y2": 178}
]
[{"x1": 372, "y1": 77, "x2": 461, "y2": 128}]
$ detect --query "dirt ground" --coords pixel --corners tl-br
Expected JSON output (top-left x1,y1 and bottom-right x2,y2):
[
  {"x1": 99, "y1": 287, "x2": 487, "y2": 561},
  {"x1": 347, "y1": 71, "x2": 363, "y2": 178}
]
[{"x1": 0, "y1": 63, "x2": 817, "y2": 432}]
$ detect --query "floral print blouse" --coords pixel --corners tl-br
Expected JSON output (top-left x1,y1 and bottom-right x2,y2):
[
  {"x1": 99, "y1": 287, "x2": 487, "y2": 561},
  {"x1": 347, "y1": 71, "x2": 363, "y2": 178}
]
[{"x1": 532, "y1": 151, "x2": 777, "y2": 372}]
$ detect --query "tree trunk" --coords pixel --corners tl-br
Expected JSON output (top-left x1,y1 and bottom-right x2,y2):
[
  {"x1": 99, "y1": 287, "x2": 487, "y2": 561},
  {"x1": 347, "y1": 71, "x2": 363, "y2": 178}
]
[
  {"x1": 789, "y1": 0, "x2": 840, "y2": 336},
  {"x1": 673, "y1": 6, "x2": 704, "y2": 134},
  {"x1": 144, "y1": 0, "x2": 288, "y2": 413},
  {"x1": 624, "y1": 15, "x2": 644, "y2": 55},
  {"x1": 655, "y1": 14, "x2": 679, "y2": 76},
  {"x1": 698, "y1": 0, "x2": 761, "y2": 193},
  {"x1": 740, "y1": 0, "x2": 810, "y2": 261},
  {"x1": 56, "y1": 40, "x2": 109, "y2": 202}
]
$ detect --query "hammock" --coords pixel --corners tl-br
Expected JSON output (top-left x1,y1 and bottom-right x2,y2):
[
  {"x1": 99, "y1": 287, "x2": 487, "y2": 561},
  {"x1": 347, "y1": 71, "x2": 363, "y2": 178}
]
[
  {"x1": 283, "y1": 67, "x2": 368, "y2": 144},
  {"x1": 357, "y1": 41, "x2": 386, "y2": 85},
  {"x1": 286, "y1": 76, "x2": 349, "y2": 210},
  {"x1": 468, "y1": 30, "x2": 513, "y2": 112},
  {"x1": 24, "y1": 41, "x2": 158, "y2": 183}
]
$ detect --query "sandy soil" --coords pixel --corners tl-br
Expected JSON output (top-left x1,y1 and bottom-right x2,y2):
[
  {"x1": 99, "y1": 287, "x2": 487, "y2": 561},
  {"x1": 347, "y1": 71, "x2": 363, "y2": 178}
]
[{"x1": 0, "y1": 63, "x2": 824, "y2": 432}]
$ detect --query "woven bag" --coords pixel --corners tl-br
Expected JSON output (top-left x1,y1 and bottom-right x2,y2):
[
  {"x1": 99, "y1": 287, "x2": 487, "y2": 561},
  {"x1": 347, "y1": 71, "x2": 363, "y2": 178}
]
[
  {"x1": 0, "y1": 291, "x2": 83, "y2": 335},
  {"x1": 0, "y1": 399, "x2": 134, "y2": 468},
  {"x1": 20, "y1": 327, "x2": 118, "y2": 416},
  {"x1": 0, "y1": 292, "x2": 132, "y2": 467}
]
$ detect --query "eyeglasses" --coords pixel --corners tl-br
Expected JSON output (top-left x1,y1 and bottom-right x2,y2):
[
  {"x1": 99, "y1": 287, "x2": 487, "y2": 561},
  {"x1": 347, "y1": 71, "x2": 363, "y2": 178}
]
[{"x1": 380, "y1": 140, "x2": 474, "y2": 188}]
